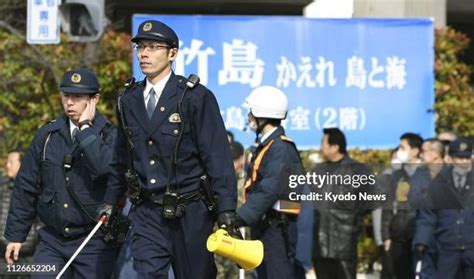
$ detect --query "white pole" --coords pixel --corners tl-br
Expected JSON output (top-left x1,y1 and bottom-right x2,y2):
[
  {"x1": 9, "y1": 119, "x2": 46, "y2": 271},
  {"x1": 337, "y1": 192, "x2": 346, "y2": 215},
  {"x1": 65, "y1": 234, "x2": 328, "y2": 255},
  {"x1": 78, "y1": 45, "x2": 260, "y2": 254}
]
[
  {"x1": 415, "y1": 259, "x2": 422, "y2": 279},
  {"x1": 56, "y1": 215, "x2": 107, "y2": 279},
  {"x1": 239, "y1": 227, "x2": 246, "y2": 279}
]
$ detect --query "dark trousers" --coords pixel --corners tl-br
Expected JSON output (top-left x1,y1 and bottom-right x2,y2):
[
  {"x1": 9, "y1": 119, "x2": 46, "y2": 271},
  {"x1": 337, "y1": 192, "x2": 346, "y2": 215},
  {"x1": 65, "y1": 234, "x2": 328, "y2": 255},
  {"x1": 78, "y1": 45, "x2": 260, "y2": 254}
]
[
  {"x1": 312, "y1": 258, "x2": 356, "y2": 279},
  {"x1": 419, "y1": 240, "x2": 438, "y2": 279},
  {"x1": 251, "y1": 216, "x2": 297, "y2": 279},
  {"x1": 436, "y1": 248, "x2": 474, "y2": 279},
  {"x1": 130, "y1": 199, "x2": 215, "y2": 279},
  {"x1": 32, "y1": 227, "x2": 116, "y2": 279},
  {"x1": 390, "y1": 240, "x2": 413, "y2": 279}
]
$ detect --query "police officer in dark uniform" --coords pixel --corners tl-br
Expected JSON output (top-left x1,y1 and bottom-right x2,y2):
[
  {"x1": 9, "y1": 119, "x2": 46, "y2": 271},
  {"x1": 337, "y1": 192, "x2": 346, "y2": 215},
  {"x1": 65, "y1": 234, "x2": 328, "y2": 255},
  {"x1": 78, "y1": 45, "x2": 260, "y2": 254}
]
[
  {"x1": 235, "y1": 86, "x2": 303, "y2": 279},
  {"x1": 104, "y1": 20, "x2": 237, "y2": 278},
  {"x1": 4, "y1": 68, "x2": 117, "y2": 278},
  {"x1": 414, "y1": 138, "x2": 474, "y2": 279}
]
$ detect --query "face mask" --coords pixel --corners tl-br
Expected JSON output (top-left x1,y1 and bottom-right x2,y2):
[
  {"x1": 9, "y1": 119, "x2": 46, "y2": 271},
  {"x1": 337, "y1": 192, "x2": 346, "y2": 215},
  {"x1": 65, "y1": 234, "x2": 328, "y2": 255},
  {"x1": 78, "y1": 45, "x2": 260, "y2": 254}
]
[
  {"x1": 396, "y1": 149, "x2": 411, "y2": 163},
  {"x1": 391, "y1": 158, "x2": 403, "y2": 170}
]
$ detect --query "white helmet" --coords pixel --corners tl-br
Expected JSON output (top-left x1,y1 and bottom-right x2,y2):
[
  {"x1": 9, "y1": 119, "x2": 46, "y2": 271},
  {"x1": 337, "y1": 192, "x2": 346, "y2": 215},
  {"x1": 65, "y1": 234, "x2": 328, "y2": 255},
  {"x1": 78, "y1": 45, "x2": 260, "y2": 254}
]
[{"x1": 245, "y1": 86, "x2": 288, "y2": 119}]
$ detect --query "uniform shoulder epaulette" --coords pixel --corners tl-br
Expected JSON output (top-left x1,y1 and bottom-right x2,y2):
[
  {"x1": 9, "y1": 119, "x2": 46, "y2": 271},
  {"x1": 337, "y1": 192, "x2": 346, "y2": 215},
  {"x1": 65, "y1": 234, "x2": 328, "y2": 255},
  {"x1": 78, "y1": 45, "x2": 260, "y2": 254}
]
[
  {"x1": 280, "y1": 135, "x2": 294, "y2": 143},
  {"x1": 40, "y1": 119, "x2": 61, "y2": 133},
  {"x1": 41, "y1": 119, "x2": 56, "y2": 128},
  {"x1": 176, "y1": 75, "x2": 187, "y2": 89}
]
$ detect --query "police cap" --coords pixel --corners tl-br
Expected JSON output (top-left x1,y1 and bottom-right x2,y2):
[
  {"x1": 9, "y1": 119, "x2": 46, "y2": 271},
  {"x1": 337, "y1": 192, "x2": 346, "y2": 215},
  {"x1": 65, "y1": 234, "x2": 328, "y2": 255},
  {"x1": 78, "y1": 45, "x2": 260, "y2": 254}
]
[
  {"x1": 59, "y1": 68, "x2": 100, "y2": 94},
  {"x1": 449, "y1": 138, "x2": 472, "y2": 158},
  {"x1": 131, "y1": 20, "x2": 179, "y2": 49}
]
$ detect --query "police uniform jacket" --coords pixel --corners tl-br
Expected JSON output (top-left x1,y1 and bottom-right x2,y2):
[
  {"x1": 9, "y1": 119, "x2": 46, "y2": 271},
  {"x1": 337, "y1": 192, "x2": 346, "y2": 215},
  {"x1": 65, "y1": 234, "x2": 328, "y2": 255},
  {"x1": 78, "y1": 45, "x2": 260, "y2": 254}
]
[
  {"x1": 238, "y1": 126, "x2": 303, "y2": 226},
  {"x1": 414, "y1": 165, "x2": 474, "y2": 250},
  {"x1": 5, "y1": 113, "x2": 116, "y2": 241},
  {"x1": 105, "y1": 73, "x2": 236, "y2": 213}
]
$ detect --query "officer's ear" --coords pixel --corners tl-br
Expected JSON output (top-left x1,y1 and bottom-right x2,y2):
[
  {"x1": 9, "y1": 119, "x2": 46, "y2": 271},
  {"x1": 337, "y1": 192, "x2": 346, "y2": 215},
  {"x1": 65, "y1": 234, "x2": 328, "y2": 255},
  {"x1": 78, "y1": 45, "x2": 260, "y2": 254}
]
[{"x1": 168, "y1": 48, "x2": 178, "y2": 61}]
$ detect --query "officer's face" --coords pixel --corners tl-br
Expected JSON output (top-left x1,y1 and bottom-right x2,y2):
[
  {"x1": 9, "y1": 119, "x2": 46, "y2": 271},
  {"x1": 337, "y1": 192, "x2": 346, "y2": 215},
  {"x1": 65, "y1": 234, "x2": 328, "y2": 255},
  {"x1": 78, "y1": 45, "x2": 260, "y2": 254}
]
[
  {"x1": 452, "y1": 157, "x2": 471, "y2": 170},
  {"x1": 137, "y1": 39, "x2": 177, "y2": 80},
  {"x1": 61, "y1": 93, "x2": 95, "y2": 123},
  {"x1": 6, "y1": 152, "x2": 21, "y2": 179}
]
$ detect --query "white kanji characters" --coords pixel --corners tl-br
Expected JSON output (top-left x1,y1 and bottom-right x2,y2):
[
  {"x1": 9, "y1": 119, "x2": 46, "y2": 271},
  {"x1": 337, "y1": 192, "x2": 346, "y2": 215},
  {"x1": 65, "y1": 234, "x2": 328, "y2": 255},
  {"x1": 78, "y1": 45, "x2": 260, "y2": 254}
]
[
  {"x1": 224, "y1": 106, "x2": 246, "y2": 130},
  {"x1": 339, "y1": 107, "x2": 359, "y2": 130},
  {"x1": 345, "y1": 56, "x2": 366, "y2": 89},
  {"x1": 218, "y1": 39, "x2": 265, "y2": 88},
  {"x1": 386, "y1": 56, "x2": 407, "y2": 90},
  {"x1": 297, "y1": 57, "x2": 316, "y2": 88},
  {"x1": 39, "y1": 25, "x2": 49, "y2": 37},
  {"x1": 276, "y1": 56, "x2": 297, "y2": 88},
  {"x1": 40, "y1": 10, "x2": 49, "y2": 22},
  {"x1": 368, "y1": 57, "x2": 384, "y2": 88},
  {"x1": 175, "y1": 39, "x2": 216, "y2": 86},
  {"x1": 289, "y1": 107, "x2": 311, "y2": 130},
  {"x1": 315, "y1": 57, "x2": 337, "y2": 87}
]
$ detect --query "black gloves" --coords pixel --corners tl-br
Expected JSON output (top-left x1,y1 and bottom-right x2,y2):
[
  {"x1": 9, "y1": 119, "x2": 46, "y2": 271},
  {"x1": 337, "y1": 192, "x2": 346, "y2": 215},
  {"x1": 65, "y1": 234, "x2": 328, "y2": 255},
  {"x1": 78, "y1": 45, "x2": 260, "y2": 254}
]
[
  {"x1": 415, "y1": 244, "x2": 427, "y2": 260},
  {"x1": 217, "y1": 211, "x2": 245, "y2": 239},
  {"x1": 97, "y1": 203, "x2": 114, "y2": 226}
]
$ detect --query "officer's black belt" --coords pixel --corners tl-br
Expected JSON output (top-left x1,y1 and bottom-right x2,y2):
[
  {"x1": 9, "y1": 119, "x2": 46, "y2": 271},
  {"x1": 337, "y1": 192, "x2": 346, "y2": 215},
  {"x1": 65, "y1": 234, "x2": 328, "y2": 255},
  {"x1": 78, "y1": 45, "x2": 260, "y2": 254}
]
[
  {"x1": 143, "y1": 189, "x2": 204, "y2": 206},
  {"x1": 265, "y1": 209, "x2": 297, "y2": 221}
]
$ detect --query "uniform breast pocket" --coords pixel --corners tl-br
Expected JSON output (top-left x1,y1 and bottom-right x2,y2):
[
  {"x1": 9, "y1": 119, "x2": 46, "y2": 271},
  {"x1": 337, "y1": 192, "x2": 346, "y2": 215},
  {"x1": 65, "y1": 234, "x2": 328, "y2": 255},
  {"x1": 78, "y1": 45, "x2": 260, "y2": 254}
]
[
  {"x1": 160, "y1": 124, "x2": 193, "y2": 156},
  {"x1": 41, "y1": 160, "x2": 63, "y2": 190},
  {"x1": 77, "y1": 192, "x2": 102, "y2": 219},
  {"x1": 161, "y1": 124, "x2": 190, "y2": 137},
  {"x1": 37, "y1": 189, "x2": 57, "y2": 227}
]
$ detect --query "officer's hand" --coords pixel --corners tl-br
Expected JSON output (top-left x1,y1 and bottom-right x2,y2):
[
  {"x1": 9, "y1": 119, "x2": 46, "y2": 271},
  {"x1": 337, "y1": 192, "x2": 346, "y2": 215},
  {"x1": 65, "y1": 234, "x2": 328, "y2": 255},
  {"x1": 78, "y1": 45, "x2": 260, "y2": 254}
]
[
  {"x1": 79, "y1": 95, "x2": 98, "y2": 124},
  {"x1": 5, "y1": 242, "x2": 22, "y2": 265},
  {"x1": 217, "y1": 211, "x2": 244, "y2": 239},
  {"x1": 415, "y1": 244, "x2": 427, "y2": 260},
  {"x1": 383, "y1": 239, "x2": 391, "y2": 251},
  {"x1": 97, "y1": 203, "x2": 114, "y2": 226}
]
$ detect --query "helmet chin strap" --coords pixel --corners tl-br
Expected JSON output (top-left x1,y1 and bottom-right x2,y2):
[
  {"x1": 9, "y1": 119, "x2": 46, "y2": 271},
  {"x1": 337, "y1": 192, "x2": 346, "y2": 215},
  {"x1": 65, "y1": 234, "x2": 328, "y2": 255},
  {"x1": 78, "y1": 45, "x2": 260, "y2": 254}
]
[{"x1": 254, "y1": 118, "x2": 270, "y2": 143}]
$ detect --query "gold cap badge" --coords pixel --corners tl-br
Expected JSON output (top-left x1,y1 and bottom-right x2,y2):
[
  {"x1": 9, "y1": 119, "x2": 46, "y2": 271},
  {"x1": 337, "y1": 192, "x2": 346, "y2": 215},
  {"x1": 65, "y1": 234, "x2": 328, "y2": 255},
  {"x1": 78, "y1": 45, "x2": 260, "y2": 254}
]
[
  {"x1": 71, "y1": 73, "x2": 81, "y2": 83},
  {"x1": 143, "y1": 22, "x2": 152, "y2": 32}
]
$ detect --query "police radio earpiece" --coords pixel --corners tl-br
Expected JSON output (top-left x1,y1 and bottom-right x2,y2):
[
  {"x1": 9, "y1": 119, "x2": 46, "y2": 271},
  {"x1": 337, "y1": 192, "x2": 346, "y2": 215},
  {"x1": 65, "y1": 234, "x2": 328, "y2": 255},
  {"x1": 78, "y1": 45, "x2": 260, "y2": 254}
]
[
  {"x1": 186, "y1": 74, "x2": 200, "y2": 89},
  {"x1": 164, "y1": 74, "x2": 201, "y2": 220}
]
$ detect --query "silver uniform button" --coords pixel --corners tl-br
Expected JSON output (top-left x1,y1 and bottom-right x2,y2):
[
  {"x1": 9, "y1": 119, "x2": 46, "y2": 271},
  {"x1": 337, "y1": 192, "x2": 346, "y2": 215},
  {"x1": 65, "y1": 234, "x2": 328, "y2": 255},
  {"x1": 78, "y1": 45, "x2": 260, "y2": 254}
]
[
  {"x1": 150, "y1": 160, "x2": 155, "y2": 166},
  {"x1": 63, "y1": 203, "x2": 68, "y2": 209},
  {"x1": 148, "y1": 140, "x2": 153, "y2": 146},
  {"x1": 65, "y1": 177, "x2": 69, "y2": 181},
  {"x1": 173, "y1": 129, "x2": 179, "y2": 135},
  {"x1": 160, "y1": 107, "x2": 165, "y2": 112},
  {"x1": 64, "y1": 227, "x2": 70, "y2": 233},
  {"x1": 150, "y1": 179, "x2": 156, "y2": 184}
]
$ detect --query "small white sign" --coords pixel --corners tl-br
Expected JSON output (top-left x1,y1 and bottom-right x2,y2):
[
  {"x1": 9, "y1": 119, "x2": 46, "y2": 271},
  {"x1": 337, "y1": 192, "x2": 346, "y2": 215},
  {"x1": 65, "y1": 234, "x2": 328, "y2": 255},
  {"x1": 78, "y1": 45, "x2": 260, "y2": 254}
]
[{"x1": 27, "y1": 0, "x2": 60, "y2": 44}]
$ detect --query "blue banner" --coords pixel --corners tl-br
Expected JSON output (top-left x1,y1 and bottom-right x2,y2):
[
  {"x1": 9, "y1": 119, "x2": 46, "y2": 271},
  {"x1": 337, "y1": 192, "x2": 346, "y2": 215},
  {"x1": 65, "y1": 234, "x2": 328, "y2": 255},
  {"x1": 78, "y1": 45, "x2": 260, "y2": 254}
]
[{"x1": 132, "y1": 15, "x2": 435, "y2": 149}]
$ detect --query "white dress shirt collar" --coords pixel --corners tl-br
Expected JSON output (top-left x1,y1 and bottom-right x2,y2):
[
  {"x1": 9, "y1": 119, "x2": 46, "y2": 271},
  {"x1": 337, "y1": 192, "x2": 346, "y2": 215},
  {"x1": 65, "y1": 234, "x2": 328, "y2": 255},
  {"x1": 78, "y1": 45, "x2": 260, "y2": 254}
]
[{"x1": 144, "y1": 71, "x2": 172, "y2": 104}]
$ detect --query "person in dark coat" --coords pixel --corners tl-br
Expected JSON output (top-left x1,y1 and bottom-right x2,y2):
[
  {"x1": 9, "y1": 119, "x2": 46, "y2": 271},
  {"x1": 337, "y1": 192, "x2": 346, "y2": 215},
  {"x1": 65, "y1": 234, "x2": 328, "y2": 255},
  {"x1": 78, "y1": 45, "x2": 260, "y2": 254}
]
[
  {"x1": 4, "y1": 68, "x2": 117, "y2": 278},
  {"x1": 234, "y1": 86, "x2": 304, "y2": 279},
  {"x1": 382, "y1": 132, "x2": 423, "y2": 279},
  {"x1": 104, "y1": 20, "x2": 237, "y2": 278},
  {"x1": 312, "y1": 128, "x2": 371, "y2": 279},
  {"x1": 414, "y1": 138, "x2": 474, "y2": 279}
]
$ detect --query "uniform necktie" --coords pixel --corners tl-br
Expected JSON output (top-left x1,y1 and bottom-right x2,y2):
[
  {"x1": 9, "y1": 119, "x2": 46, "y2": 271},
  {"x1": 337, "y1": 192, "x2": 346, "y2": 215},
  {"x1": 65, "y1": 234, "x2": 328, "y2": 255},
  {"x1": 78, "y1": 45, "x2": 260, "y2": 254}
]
[
  {"x1": 456, "y1": 173, "x2": 464, "y2": 189},
  {"x1": 147, "y1": 88, "x2": 157, "y2": 118},
  {"x1": 72, "y1": 128, "x2": 79, "y2": 144}
]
